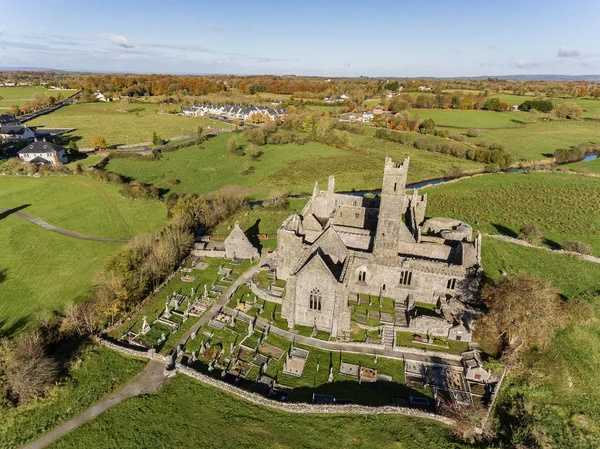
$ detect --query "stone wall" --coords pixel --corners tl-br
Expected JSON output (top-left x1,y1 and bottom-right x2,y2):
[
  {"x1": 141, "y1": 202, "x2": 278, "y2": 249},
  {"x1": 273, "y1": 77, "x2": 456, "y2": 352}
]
[
  {"x1": 192, "y1": 249, "x2": 227, "y2": 258},
  {"x1": 175, "y1": 363, "x2": 453, "y2": 424},
  {"x1": 250, "y1": 280, "x2": 283, "y2": 304}
]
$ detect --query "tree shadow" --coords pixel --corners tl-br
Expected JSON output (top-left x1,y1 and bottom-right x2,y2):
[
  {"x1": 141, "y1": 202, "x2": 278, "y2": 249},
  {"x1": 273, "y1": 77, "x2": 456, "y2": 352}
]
[
  {"x1": 510, "y1": 119, "x2": 527, "y2": 125},
  {"x1": 0, "y1": 316, "x2": 30, "y2": 339},
  {"x1": 0, "y1": 204, "x2": 30, "y2": 221},
  {"x1": 543, "y1": 237, "x2": 562, "y2": 250},
  {"x1": 245, "y1": 219, "x2": 263, "y2": 252},
  {"x1": 492, "y1": 223, "x2": 518, "y2": 238}
]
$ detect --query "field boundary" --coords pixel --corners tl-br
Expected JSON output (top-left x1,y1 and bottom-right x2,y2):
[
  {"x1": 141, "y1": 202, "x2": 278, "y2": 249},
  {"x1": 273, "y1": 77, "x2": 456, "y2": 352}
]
[{"x1": 0, "y1": 207, "x2": 129, "y2": 242}]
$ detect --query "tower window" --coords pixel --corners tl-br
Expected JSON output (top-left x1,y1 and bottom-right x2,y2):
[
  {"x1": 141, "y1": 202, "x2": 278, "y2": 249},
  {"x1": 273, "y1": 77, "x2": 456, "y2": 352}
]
[
  {"x1": 358, "y1": 270, "x2": 367, "y2": 282},
  {"x1": 399, "y1": 270, "x2": 412, "y2": 286},
  {"x1": 309, "y1": 288, "x2": 322, "y2": 311},
  {"x1": 394, "y1": 182, "x2": 397, "y2": 192},
  {"x1": 447, "y1": 278, "x2": 457, "y2": 290},
  {"x1": 355, "y1": 212, "x2": 360, "y2": 219}
]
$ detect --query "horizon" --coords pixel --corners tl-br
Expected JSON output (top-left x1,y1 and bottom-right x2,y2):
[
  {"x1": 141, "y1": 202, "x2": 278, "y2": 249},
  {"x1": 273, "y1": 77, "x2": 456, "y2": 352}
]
[{"x1": 2, "y1": 0, "x2": 600, "y2": 77}]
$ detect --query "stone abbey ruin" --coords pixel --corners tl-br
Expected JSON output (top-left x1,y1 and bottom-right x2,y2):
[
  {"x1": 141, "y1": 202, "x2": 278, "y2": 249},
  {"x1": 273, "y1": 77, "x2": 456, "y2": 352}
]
[{"x1": 276, "y1": 157, "x2": 482, "y2": 342}]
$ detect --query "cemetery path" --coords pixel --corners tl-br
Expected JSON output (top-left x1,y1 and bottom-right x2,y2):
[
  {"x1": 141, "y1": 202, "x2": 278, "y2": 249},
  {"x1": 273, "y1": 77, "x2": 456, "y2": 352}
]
[
  {"x1": 176, "y1": 253, "x2": 271, "y2": 349},
  {"x1": 0, "y1": 207, "x2": 129, "y2": 243},
  {"x1": 223, "y1": 306, "x2": 463, "y2": 368},
  {"x1": 21, "y1": 360, "x2": 169, "y2": 449}
]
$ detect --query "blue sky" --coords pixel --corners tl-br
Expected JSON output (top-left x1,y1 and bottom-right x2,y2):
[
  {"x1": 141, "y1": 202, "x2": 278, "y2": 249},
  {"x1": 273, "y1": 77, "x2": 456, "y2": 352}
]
[{"x1": 1, "y1": 0, "x2": 599, "y2": 76}]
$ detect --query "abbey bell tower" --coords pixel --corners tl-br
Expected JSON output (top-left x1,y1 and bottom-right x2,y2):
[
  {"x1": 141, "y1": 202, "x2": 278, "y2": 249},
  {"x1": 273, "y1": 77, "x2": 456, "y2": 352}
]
[{"x1": 373, "y1": 157, "x2": 416, "y2": 259}]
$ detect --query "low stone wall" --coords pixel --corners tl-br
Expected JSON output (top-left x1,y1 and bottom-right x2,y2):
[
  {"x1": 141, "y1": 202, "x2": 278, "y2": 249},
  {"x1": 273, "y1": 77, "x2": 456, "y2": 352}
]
[
  {"x1": 192, "y1": 249, "x2": 227, "y2": 258},
  {"x1": 250, "y1": 280, "x2": 283, "y2": 304},
  {"x1": 96, "y1": 336, "x2": 169, "y2": 363},
  {"x1": 175, "y1": 363, "x2": 453, "y2": 424}
]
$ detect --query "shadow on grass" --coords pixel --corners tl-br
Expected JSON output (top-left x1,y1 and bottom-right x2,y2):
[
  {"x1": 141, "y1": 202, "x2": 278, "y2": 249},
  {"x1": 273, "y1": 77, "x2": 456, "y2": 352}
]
[
  {"x1": 492, "y1": 223, "x2": 518, "y2": 238},
  {"x1": 543, "y1": 237, "x2": 562, "y2": 250},
  {"x1": 0, "y1": 316, "x2": 30, "y2": 339},
  {"x1": 0, "y1": 204, "x2": 30, "y2": 221}
]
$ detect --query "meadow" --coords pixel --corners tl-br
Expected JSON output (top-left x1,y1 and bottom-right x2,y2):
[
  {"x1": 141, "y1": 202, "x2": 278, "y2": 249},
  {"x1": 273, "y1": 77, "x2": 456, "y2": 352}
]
[
  {"x1": 27, "y1": 102, "x2": 229, "y2": 148},
  {"x1": 425, "y1": 172, "x2": 600, "y2": 256},
  {"x1": 0, "y1": 176, "x2": 168, "y2": 334},
  {"x1": 48, "y1": 374, "x2": 465, "y2": 449},
  {"x1": 0, "y1": 86, "x2": 78, "y2": 109},
  {"x1": 106, "y1": 131, "x2": 483, "y2": 200},
  {"x1": 565, "y1": 157, "x2": 600, "y2": 174},
  {"x1": 413, "y1": 109, "x2": 530, "y2": 128},
  {"x1": 0, "y1": 348, "x2": 145, "y2": 448}
]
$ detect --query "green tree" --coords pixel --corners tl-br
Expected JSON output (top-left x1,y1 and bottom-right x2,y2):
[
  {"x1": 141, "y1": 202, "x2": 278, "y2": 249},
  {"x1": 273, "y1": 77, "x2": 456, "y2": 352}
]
[{"x1": 418, "y1": 118, "x2": 436, "y2": 134}]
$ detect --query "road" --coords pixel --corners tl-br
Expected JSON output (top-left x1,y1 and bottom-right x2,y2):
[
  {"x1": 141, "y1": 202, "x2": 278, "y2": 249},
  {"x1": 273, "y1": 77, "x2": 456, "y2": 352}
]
[
  {"x1": 0, "y1": 207, "x2": 129, "y2": 243},
  {"x1": 21, "y1": 360, "x2": 169, "y2": 449}
]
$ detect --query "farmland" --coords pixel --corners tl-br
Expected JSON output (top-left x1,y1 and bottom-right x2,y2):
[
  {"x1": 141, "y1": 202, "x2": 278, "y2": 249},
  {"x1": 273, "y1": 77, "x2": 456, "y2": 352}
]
[
  {"x1": 0, "y1": 86, "x2": 78, "y2": 109},
  {"x1": 26, "y1": 102, "x2": 229, "y2": 148},
  {"x1": 0, "y1": 176, "x2": 167, "y2": 334},
  {"x1": 413, "y1": 109, "x2": 530, "y2": 128},
  {"x1": 106, "y1": 131, "x2": 484, "y2": 200},
  {"x1": 48, "y1": 375, "x2": 465, "y2": 449},
  {"x1": 425, "y1": 172, "x2": 600, "y2": 256}
]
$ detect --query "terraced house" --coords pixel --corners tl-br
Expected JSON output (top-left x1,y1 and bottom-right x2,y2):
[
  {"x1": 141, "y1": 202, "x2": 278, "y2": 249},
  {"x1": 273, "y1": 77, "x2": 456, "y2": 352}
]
[{"x1": 276, "y1": 157, "x2": 482, "y2": 342}]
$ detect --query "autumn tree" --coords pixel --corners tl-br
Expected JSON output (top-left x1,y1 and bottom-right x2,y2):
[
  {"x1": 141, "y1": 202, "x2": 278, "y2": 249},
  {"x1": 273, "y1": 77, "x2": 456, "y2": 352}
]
[
  {"x1": 478, "y1": 273, "x2": 567, "y2": 367},
  {"x1": 90, "y1": 135, "x2": 108, "y2": 149},
  {"x1": 440, "y1": 402, "x2": 494, "y2": 443},
  {"x1": 554, "y1": 102, "x2": 583, "y2": 120},
  {"x1": 0, "y1": 331, "x2": 58, "y2": 404},
  {"x1": 10, "y1": 104, "x2": 20, "y2": 116}
]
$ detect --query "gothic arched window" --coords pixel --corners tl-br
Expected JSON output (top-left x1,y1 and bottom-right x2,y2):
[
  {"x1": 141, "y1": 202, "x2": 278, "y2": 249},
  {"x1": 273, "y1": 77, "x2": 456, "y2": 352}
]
[{"x1": 309, "y1": 288, "x2": 322, "y2": 311}]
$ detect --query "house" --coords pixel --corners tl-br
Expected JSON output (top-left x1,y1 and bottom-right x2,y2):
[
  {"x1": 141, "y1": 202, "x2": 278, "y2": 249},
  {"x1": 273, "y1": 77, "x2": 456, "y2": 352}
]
[
  {"x1": 0, "y1": 114, "x2": 35, "y2": 142},
  {"x1": 418, "y1": 86, "x2": 432, "y2": 92},
  {"x1": 94, "y1": 90, "x2": 107, "y2": 102},
  {"x1": 372, "y1": 108, "x2": 384, "y2": 115},
  {"x1": 276, "y1": 157, "x2": 481, "y2": 338},
  {"x1": 17, "y1": 140, "x2": 68, "y2": 165}
]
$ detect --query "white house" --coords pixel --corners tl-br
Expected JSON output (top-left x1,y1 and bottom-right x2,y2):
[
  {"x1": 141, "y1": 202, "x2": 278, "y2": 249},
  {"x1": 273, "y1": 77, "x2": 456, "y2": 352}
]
[
  {"x1": 17, "y1": 141, "x2": 68, "y2": 165},
  {"x1": 94, "y1": 90, "x2": 107, "y2": 102},
  {"x1": 0, "y1": 114, "x2": 35, "y2": 142}
]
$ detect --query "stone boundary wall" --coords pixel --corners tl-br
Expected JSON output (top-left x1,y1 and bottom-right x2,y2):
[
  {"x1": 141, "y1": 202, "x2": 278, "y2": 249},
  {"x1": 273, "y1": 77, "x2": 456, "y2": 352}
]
[
  {"x1": 192, "y1": 249, "x2": 226, "y2": 258},
  {"x1": 484, "y1": 233, "x2": 600, "y2": 264},
  {"x1": 97, "y1": 336, "x2": 452, "y2": 424},
  {"x1": 175, "y1": 363, "x2": 453, "y2": 424}
]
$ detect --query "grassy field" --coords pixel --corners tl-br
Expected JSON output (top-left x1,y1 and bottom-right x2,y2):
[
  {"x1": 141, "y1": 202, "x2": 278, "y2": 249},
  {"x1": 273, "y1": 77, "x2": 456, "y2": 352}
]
[
  {"x1": 412, "y1": 109, "x2": 530, "y2": 128},
  {"x1": 565, "y1": 157, "x2": 600, "y2": 174},
  {"x1": 0, "y1": 347, "x2": 145, "y2": 448},
  {"x1": 0, "y1": 86, "x2": 78, "y2": 109},
  {"x1": 106, "y1": 131, "x2": 483, "y2": 200},
  {"x1": 424, "y1": 172, "x2": 600, "y2": 256},
  {"x1": 0, "y1": 176, "x2": 167, "y2": 239},
  {"x1": 0, "y1": 176, "x2": 168, "y2": 334},
  {"x1": 27, "y1": 102, "x2": 229, "y2": 148},
  {"x1": 48, "y1": 375, "x2": 465, "y2": 449}
]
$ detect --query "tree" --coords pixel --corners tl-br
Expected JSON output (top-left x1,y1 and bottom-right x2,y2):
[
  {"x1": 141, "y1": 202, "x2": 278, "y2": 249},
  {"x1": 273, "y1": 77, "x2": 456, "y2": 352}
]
[
  {"x1": 0, "y1": 331, "x2": 58, "y2": 404},
  {"x1": 418, "y1": 118, "x2": 436, "y2": 134},
  {"x1": 119, "y1": 97, "x2": 129, "y2": 112},
  {"x1": 554, "y1": 103, "x2": 583, "y2": 120},
  {"x1": 440, "y1": 402, "x2": 493, "y2": 443},
  {"x1": 152, "y1": 131, "x2": 164, "y2": 146},
  {"x1": 67, "y1": 140, "x2": 79, "y2": 154},
  {"x1": 10, "y1": 104, "x2": 20, "y2": 116},
  {"x1": 518, "y1": 224, "x2": 542, "y2": 245},
  {"x1": 90, "y1": 135, "x2": 108, "y2": 149},
  {"x1": 227, "y1": 136, "x2": 245, "y2": 156},
  {"x1": 478, "y1": 273, "x2": 567, "y2": 366}
]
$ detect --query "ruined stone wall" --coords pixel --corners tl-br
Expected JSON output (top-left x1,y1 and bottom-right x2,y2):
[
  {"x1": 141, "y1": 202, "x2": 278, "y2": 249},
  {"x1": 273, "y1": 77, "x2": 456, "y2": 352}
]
[{"x1": 276, "y1": 228, "x2": 304, "y2": 281}]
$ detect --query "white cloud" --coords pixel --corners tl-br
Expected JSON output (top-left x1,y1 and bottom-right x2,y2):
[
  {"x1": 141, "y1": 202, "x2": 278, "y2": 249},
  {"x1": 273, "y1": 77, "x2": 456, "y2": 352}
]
[
  {"x1": 204, "y1": 23, "x2": 222, "y2": 31},
  {"x1": 558, "y1": 46, "x2": 581, "y2": 58},
  {"x1": 109, "y1": 35, "x2": 134, "y2": 48}
]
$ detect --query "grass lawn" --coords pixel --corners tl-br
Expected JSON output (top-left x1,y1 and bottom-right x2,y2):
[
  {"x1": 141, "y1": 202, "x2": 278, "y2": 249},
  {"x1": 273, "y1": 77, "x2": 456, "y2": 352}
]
[
  {"x1": 424, "y1": 172, "x2": 600, "y2": 256},
  {"x1": 48, "y1": 375, "x2": 465, "y2": 449},
  {"x1": 0, "y1": 175, "x2": 167, "y2": 239},
  {"x1": 465, "y1": 119, "x2": 600, "y2": 161},
  {"x1": 412, "y1": 109, "x2": 531, "y2": 128},
  {"x1": 395, "y1": 331, "x2": 469, "y2": 355},
  {"x1": 0, "y1": 175, "x2": 167, "y2": 334},
  {"x1": 0, "y1": 86, "x2": 78, "y2": 109},
  {"x1": 27, "y1": 102, "x2": 229, "y2": 148},
  {"x1": 105, "y1": 131, "x2": 486, "y2": 200},
  {"x1": 0, "y1": 346, "x2": 145, "y2": 449},
  {"x1": 564, "y1": 157, "x2": 600, "y2": 174}
]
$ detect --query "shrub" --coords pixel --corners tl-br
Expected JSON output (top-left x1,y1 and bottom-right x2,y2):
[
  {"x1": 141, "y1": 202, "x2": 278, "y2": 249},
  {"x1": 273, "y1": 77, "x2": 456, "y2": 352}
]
[
  {"x1": 413, "y1": 137, "x2": 429, "y2": 150},
  {"x1": 227, "y1": 136, "x2": 245, "y2": 156},
  {"x1": 518, "y1": 224, "x2": 543, "y2": 245},
  {"x1": 519, "y1": 99, "x2": 553, "y2": 113},
  {"x1": 418, "y1": 118, "x2": 436, "y2": 134},
  {"x1": 466, "y1": 128, "x2": 481, "y2": 138},
  {"x1": 562, "y1": 240, "x2": 592, "y2": 255},
  {"x1": 449, "y1": 133, "x2": 465, "y2": 142},
  {"x1": 167, "y1": 178, "x2": 180, "y2": 185}
]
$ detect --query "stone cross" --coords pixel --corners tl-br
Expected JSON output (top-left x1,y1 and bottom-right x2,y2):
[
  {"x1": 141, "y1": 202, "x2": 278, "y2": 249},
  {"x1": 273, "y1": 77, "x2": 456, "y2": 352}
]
[
  {"x1": 204, "y1": 284, "x2": 208, "y2": 298},
  {"x1": 328, "y1": 366, "x2": 334, "y2": 383},
  {"x1": 191, "y1": 331, "x2": 197, "y2": 340},
  {"x1": 200, "y1": 341, "x2": 206, "y2": 353},
  {"x1": 141, "y1": 316, "x2": 150, "y2": 335},
  {"x1": 248, "y1": 321, "x2": 254, "y2": 337}
]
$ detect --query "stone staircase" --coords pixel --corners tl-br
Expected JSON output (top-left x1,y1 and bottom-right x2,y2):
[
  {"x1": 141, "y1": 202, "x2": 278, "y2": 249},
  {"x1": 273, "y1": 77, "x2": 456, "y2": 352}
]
[{"x1": 382, "y1": 324, "x2": 395, "y2": 350}]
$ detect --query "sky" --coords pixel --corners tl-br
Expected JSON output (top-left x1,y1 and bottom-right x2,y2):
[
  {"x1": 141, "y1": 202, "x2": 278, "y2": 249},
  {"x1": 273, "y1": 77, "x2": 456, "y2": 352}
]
[{"x1": 1, "y1": 0, "x2": 599, "y2": 77}]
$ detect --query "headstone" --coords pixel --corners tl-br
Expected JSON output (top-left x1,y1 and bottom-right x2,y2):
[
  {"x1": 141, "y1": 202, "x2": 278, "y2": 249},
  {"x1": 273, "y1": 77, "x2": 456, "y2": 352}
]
[
  {"x1": 200, "y1": 342, "x2": 206, "y2": 353},
  {"x1": 328, "y1": 366, "x2": 334, "y2": 382},
  {"x1": 191, "y1": 351, "x2": 197, "y2": 362},
  {"x1": 141, "y1": 316, "x2": 150, "y2": 335},
  {"x1": 164, "y1": 302, "x2": 171, "y2": 319},
  {"x1": 191, "y1": 331, "x2": 197, "y2": 340},
  {"x1": 191, "y1": 287, "x2": 195, "y2": 297},
  {"x1": 183, "y1": 309, "x2": 189, "y2": 322},
  {"x1": 204, "y1": 284, "x2": 208, "y2": 298},
  {"x1": 208, "y1": 361, "x2": 214, "y2": 372},
  {"x1": 230, "y1": 342, "x2": 234, "y2": 354},
  {"x1": 248, "y1": 321, "x2": 254, "y2": 337}
]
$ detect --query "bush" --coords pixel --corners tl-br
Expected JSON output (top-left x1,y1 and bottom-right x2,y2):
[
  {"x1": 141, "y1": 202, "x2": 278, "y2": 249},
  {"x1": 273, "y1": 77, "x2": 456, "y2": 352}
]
[
  {"x1": 167, "y1": 178, "x2": 180, "y2": 185},
  {"x1": 418, "y1": 118, "x2": 436, "y2": 134},
  {"x1": 518, "y1": 224, "x2": 543, "y2": 245},
  {"x1": 413, "y1": 137, "x2": 429, "y2": 150},
  {"x1": 562, "y1": 240, "x2": 592, "y2": 255},
  {"x1": 449, "y1": 133, "x2": 465, "y2": 142},
  {"x1": 244, "y1": 127, "x2": 267, "y2": 146},
  {"x1": 466, "y1": 128, "x2": 481, "y2": 138},
  {"x1": 227, "y1": 136, "x2": 245, "y2": 156},
  {"x1": 519, "y1": 99, "x2": 553, "y2": 113}
]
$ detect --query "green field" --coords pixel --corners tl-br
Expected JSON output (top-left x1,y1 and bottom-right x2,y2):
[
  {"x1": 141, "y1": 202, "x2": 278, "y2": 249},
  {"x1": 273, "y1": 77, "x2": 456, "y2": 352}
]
[
  {"x1": 106, "y1": 131, "x2": 483, "y2": 200},
  {"x1": 48, "y1": 375, "x2": 464, "y2": 449},
  {"x1": 0, "y1": 347, "x2": 145, "y2": 448},
  {"x1": 425, "y1": 172, "x2": 600, "y2": 256},
  {"x1": 412, "y1": 109, "x2": 530, "y2": 128},
  {"x1": 0, "y1": 176, "x2": 167, "y2": 334},
  {"x1": 27, "y1": 102, "x2": 229, "y2": 148},
  {"x1": 565, "y1": 157, "x2": 600, "y2": 174},
  {"x1": 0, "y1": 176, "x2": 167, "y2": 239},
  {"x1": 0, "y1": 86, "x2": 78, "y2": 109}
]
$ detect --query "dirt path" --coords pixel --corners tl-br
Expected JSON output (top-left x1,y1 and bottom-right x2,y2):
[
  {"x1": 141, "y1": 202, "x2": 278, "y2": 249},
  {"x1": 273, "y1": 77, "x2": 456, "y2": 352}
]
[
  {"x1": 21, "y1": 360, "x2": 170, "y2": 449},
  {"x1": 0, "y1": 207, "x2": 129, "y2": 243}
]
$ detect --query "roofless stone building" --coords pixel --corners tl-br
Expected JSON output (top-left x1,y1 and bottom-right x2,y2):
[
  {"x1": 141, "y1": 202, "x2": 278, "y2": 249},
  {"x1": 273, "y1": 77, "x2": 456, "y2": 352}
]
[{"x1": 276, "y1": 157, "x2": 481, "y2": 341}]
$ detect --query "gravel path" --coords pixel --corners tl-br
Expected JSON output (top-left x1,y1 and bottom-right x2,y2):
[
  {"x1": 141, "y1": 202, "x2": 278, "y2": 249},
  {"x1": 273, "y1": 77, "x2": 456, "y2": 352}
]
[{"x1": 0, "y1": 207, "x2": 129, "y2": 243}]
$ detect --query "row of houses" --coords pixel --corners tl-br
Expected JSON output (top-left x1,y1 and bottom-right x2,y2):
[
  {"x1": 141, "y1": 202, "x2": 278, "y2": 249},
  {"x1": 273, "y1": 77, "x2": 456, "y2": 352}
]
[
  {"x1": 182, "y1": 103, "x2": 285, "y2": 122},
  {"x1": 324, "y1": 94, "x2": 349, "y2": 103},
  {"x1": 0, "y1": 114, "x2": 35, "y2": 141}
]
